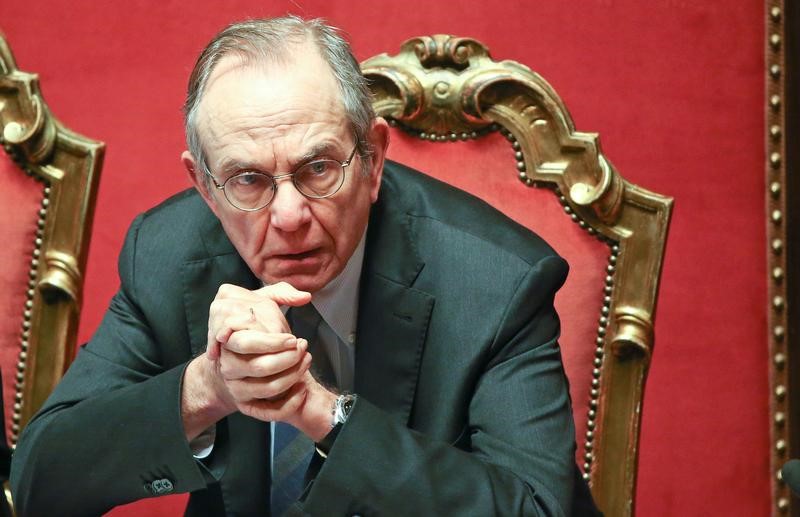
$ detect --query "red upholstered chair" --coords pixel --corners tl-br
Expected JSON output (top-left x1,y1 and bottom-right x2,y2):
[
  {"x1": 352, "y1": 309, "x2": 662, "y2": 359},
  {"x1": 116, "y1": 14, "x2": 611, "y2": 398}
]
[
  {"x1": 0, "y1": 35, "x2": 103, "y2": 505},
  {"x1": 362, "y1": 36, "x2": 673, "y2": 516}
]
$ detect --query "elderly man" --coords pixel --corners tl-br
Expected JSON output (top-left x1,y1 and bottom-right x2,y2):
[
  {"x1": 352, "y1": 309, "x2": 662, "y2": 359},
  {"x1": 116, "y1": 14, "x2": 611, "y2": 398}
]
[{"x1": 11, "y1": 16, "x2": 595, "y2": 516}]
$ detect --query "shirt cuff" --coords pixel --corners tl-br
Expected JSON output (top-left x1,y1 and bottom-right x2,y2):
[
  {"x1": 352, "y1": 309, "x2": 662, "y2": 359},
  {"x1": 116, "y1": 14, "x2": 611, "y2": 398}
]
[{"x1": 190, "y1": 425, "x2": 216, "y2": 459}]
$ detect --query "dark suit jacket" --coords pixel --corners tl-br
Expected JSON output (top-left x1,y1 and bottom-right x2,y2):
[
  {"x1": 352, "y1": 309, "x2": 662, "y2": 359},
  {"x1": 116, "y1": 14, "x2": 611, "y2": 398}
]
[{"x1": 11, "y1": 161, "x2": 586, "y2": 516}]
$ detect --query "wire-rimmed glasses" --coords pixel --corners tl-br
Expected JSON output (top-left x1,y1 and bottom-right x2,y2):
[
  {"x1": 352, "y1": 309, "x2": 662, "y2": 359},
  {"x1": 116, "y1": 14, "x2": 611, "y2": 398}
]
[{"x1": 203, "y1": 142, "x2": 358, "y2": 212}]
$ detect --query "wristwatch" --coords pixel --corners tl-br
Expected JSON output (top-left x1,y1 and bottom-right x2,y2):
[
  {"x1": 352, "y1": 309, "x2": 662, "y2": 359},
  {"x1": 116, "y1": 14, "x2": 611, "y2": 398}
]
[
  {"x1": 331, "y1": 393, "x2": 357, "y2": 427},
  {"x1": 316, "y1": 394, "x2": 357, "y2": 458}
]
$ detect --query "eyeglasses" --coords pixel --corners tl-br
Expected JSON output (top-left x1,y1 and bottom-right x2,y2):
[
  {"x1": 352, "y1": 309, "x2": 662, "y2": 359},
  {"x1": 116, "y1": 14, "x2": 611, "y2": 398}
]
[{"x1": 203, "y1": 142, "x2": 359, "y2": 212}]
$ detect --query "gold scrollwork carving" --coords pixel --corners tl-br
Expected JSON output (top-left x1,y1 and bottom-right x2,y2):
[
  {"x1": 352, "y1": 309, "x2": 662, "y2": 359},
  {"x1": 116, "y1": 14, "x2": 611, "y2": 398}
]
[
  {"x1": 610, "y1": 307, "x2": 654, "y2": 360},
  {"x1": 0, "y1": 40, "x2": 57, "y2": 165},
  {"x1": 39, "y1": 251, "x2": 81, "y2": 304}
]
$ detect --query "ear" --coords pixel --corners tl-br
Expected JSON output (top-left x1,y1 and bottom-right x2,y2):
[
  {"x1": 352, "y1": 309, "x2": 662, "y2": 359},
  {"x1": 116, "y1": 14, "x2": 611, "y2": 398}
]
[
  {"x1": 367, "y1": 117, "x2": 390, "y2": 203},
  {"x1": 182, "y1": 150, "x2": 221, "y2": 217}
]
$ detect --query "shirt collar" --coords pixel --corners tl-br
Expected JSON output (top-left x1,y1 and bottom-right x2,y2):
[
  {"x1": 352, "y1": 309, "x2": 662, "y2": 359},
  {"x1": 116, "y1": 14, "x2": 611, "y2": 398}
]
[{"x1": 310, "y1": 227, "x2": 366, "y2": 345}]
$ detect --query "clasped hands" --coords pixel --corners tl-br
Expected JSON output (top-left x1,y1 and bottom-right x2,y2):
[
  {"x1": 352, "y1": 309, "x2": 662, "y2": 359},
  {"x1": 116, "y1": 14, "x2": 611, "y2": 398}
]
[{"x1": 197, "y1": 282, "x2": 336, "y2": 441}]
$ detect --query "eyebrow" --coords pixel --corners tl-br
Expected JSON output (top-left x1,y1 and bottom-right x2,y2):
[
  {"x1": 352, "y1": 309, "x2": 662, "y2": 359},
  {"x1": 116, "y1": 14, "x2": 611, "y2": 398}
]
[{"x1": 213, "y1": 141, "x2": 345, "y2": 177}]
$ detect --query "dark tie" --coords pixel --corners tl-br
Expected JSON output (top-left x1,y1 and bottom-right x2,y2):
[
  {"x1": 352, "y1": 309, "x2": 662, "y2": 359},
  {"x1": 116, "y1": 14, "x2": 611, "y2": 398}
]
[{"x1": 270, "y1": 304, "x2": 330, "y2": 517}]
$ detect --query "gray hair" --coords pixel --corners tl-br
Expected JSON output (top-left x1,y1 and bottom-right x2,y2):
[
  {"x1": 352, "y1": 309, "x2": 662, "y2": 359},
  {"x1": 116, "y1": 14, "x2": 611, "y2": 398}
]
[{"x1": 183, "y1": 16, "x2": 375, "y2": 184}]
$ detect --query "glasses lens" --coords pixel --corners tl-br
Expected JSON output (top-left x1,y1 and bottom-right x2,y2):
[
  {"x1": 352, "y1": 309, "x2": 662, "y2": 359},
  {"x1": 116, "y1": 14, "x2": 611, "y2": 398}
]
[
  {"x1": 295, "y1": 160, "x2": 344, "y2": 198},
  {"x1": 224, "y1": 172, "x2": 275, "y2": 210}
]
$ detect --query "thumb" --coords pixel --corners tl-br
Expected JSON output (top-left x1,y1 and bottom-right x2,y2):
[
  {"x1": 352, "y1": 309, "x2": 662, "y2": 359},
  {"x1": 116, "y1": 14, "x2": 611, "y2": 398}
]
[{"x1": 257, "y1": 281, "x2": 312, "y2": 306}]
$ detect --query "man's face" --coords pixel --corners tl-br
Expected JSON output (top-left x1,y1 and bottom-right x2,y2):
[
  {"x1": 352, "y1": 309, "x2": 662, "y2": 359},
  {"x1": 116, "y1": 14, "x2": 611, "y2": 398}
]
[{"x1": 184, "y1": 45, "x2": 388, "y2": 293}]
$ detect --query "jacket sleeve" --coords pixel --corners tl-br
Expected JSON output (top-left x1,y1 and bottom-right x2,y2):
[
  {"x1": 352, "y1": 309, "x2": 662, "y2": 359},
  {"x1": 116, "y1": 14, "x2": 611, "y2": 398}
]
[
  {"x1": 299, "y1": 255, "x2": 580, "y2": 516},
  {"x1": 10, "y1": 215, "x2": 214, "y2": 516}
]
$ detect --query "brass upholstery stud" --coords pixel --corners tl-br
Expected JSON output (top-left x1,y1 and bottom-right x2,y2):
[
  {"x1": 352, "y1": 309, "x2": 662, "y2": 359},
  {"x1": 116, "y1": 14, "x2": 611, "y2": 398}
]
[
  {"x1": 770, "y1": 182, "x2": 781, "y2": 198},
  {"x1": 770, "y1": 95, "x2": 781, "y2": 110},
  {"x1": 771, "y1": 6, "x2": 781, "y2": 21},
  {"x1": 771, "y1": 152, "x2": 782, "y2": 168},
  {"x1": 773, "y1": 239, "x2": 783, "y2": 254},
  {"x1": 776, "y1": 385, "x2": 787, "y2": 400},
  {"x1": 776, "y1": 439, "x2": 787, "y2": 454},
  {"x1": 775, "y1": 353, "x2": 786, "y2": 368},
  {"x1": 771, "y1": 125, "x2": 782, "y2": 140},
  {"x1": 770, "y1": 33, "x2": 782, "y2": 50},
  {"x1": 776, "y1": 412, "x2": 786, "y2": 426},
  {"x1": 778, "y1": 498, "x2": 789, "y2": 512},
  {"x1": 775, "y1": 326, "x2": 785, "y2": 340},
  {"x1": 772, "y1": 210, "x2": 782, "y2": 224},
  {"x1": 771, "y1": 64, "x2": 781, "y2": 78},
  {"x1": 774, "y1": 296, "x2": 785, "y2": 310}
]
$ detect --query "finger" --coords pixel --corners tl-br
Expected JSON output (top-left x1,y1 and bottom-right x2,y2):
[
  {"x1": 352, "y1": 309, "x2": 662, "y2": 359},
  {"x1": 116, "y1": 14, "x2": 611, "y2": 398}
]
[
  {"x1": 214, "y1": 313, "x2": 258, "y2": 344},
  {"x1": 236, "y1": 382, "x2": 310, "y2": 423},
  {"x1": 206, "y1": 340, "x2": 221, "y2": 361},
  {"x1": 223, "y1": 331, "x2": 298, "y2": 355},
  {"x1": 249, "y1": 303, "x2": 291, "y2": 334},
  {"x1": 215, "y1": 283, "x2": 263, "y2": 301},
  {"x1": 225, "y1": 353, "x2": 312, "y2": 401},
  {"x1": 219, "y1": 344, "x2": 306, "y2": 380},
  {"x1": 255, "y1": 281, "x2": 312, "y2": 307}
]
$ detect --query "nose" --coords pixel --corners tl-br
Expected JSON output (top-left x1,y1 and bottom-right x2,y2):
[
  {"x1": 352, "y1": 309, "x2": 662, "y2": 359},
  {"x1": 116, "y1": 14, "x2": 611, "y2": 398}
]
[{"x1": 267, "y1": 177, "x2": 312, "y2": 232}]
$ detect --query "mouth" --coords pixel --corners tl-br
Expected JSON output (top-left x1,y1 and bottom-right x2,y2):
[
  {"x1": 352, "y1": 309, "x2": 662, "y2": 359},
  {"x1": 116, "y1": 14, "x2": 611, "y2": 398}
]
[{"x1": 273, "y1": 248, "x2": 320, "y2": 261}]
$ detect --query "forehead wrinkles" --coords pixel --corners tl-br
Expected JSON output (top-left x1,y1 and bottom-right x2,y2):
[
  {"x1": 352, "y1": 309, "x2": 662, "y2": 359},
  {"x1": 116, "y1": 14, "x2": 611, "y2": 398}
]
[{"x1": 197, "y1": 56, "x2": 345, "y2": 161}]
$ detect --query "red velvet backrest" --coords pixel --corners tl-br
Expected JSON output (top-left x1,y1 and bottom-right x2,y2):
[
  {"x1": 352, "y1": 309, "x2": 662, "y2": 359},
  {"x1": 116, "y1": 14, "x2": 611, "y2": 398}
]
[
  {"x1": 0, "y1": 151, "x2": 45, "y2": 443},
  {"x1": 385, "y1": 130, "x2": 610, "y2": 470}
]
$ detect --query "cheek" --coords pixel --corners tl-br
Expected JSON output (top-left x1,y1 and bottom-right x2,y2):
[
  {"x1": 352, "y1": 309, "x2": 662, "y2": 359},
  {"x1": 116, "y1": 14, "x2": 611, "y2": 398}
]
[{"x1": 218, "y1": 212, "x2": 269, "y2": 256}]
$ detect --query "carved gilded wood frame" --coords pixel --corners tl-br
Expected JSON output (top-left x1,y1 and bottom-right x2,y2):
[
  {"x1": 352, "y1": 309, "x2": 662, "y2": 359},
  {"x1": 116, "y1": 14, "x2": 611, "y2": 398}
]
[
  {"x1": 362, "y1": 36, "x2": 673, "y2": 516},
  {"x1": 767, "y1": 2, "x2": 799, "y2": 515},
  {"x1": 0, "y1": 36, "x2": 103, "y2": 445}
]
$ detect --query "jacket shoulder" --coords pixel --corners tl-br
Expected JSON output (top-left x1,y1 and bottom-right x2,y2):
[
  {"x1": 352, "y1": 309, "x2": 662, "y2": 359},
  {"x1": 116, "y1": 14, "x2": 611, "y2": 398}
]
[{"x1": 381, "y1": 160, "x2": 564, "y2": 267}]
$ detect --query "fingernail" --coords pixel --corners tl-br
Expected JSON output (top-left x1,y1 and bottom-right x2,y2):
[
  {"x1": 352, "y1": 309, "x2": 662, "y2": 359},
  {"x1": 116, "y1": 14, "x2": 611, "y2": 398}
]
[{"x1": 285, "y1": 337, "x2": 297, "y2": 347}]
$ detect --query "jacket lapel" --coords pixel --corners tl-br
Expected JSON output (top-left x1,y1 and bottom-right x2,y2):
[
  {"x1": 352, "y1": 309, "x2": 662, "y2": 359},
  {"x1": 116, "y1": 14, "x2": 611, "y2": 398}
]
[
  {"x1": 180, "y1": 205, "x2": 260, "y2": 358},
  {"x1": 355, "y1": 175, "x2": 434, "y2": 425}
]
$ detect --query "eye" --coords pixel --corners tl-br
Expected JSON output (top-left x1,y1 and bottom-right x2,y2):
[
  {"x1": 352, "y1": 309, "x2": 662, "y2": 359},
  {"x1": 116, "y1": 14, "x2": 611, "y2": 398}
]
[
  {"x1": 306, "y1": 160, "x2": 333, "y2": 176},
  {"x1": 230, "y1": 172, "x2": 261, "y2": 186}
]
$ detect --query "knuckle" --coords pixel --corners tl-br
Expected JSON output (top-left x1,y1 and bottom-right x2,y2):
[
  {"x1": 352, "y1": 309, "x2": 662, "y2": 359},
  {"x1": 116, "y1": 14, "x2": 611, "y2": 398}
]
[{"x1": 217, "y1": 284, "x2": 234, "y2": 298}]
